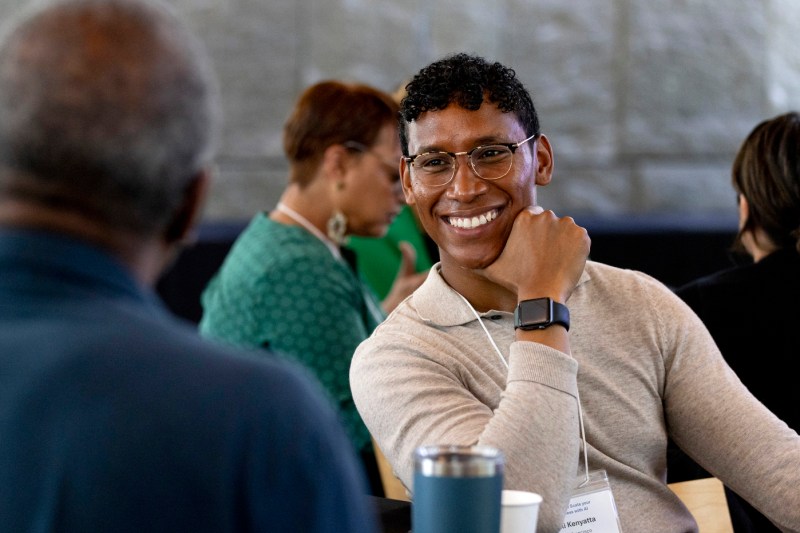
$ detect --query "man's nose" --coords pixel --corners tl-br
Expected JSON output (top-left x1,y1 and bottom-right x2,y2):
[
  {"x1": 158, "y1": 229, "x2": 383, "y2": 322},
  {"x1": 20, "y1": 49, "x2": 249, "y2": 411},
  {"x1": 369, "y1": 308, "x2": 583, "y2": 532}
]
[{"x1": 448, "y1": 154, "x2": 486, "y2": 196}]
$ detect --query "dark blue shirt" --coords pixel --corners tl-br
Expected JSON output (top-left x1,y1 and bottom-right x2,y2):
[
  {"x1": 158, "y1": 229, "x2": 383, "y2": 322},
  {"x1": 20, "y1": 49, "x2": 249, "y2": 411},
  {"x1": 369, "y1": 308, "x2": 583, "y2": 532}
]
[{"x1": 0, "y1": 228, "x2": 377, "y2": 533}]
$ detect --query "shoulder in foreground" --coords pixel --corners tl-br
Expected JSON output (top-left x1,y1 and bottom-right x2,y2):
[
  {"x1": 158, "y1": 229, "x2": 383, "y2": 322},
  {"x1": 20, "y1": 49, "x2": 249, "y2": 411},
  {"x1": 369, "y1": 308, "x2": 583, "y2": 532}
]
[
  {"x1": 166, "y1": 322, "x2": 343, "y2": 419},
  {"x1": 116, "y1": 304, "x2": 307, "y2": 383}
]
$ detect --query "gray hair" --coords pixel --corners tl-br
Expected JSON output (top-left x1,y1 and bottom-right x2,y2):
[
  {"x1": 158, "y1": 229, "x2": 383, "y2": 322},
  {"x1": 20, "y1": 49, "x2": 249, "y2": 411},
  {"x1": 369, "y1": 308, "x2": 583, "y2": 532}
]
[{"x1": 0, "y1": 0, "x2": 221, "y2": 234}]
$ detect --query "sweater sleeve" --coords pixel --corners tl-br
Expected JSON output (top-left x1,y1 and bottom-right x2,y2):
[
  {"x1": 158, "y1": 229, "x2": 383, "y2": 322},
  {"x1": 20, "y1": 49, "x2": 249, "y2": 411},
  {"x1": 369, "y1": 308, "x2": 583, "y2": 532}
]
[{"x1": 662, "y1": 289, "x2": 800, "y2": 531}]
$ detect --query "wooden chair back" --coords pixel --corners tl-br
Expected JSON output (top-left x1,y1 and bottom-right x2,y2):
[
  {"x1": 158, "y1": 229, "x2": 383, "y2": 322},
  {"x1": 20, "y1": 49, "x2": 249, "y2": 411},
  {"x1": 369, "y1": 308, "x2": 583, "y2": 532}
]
[
  {"x1": 668, "y1": 477, "x2": 733, "y2": 533},
  {"x1": 372, "y1": 438, "x2": 410, "y2": 501}
]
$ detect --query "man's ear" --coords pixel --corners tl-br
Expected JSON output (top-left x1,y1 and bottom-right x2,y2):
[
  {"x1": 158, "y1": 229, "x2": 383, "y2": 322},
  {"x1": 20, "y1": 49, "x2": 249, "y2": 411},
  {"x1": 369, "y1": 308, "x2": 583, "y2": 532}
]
[
  {"x1": 533, "y1": 134, "x2": 554, "y2": 186},
  {"x1": 400, "y1": 157, "x2": 416, "y2": 206},
  {"x1": 163, "y1": 168, "x2": 211, "y2": 245}
]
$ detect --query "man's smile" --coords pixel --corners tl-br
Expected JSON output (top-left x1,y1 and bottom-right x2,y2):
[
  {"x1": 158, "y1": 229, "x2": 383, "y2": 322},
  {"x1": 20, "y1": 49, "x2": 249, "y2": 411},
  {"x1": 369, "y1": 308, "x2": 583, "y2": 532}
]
[{"x1": 445, "y1": 208, "x2": 499, "y2": 229}]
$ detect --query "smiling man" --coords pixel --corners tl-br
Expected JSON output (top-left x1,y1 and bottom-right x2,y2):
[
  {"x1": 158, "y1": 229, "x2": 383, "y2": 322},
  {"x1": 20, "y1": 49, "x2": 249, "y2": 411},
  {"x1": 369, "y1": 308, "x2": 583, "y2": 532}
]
[{"x1": 349, "y1": 53, "x2": 800, "y2": 532}]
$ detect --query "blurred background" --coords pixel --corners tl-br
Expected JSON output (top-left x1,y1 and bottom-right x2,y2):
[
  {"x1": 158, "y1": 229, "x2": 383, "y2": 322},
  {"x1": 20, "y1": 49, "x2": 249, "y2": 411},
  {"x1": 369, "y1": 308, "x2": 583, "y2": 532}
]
[
  {"x1": 3, "y1": 0, "x2": 798, "y2": 224},
  {"x1": 191, "y1": 0, "x2": 800, "y2": 225}
]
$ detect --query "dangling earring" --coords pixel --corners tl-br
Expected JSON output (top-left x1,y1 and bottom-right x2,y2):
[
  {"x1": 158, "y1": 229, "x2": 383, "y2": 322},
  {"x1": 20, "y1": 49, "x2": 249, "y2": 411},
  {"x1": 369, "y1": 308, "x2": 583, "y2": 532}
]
[{"x1": 327, "y1": 210, "x2": 347, "y2": 244}]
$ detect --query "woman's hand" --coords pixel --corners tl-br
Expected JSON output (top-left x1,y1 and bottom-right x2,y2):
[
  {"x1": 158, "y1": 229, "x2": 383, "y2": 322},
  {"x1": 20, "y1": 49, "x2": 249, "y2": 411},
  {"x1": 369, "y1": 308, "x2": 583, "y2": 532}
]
[{"x1": 381, "y1": 241, "x2": 428, "y2": 313}]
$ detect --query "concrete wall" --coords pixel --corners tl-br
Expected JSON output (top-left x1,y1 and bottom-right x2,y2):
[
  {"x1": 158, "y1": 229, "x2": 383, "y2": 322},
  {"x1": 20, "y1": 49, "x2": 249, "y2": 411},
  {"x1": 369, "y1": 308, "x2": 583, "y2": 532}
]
[{"x1": 4, "y1": 0, "x2": 799, "y2": 224}]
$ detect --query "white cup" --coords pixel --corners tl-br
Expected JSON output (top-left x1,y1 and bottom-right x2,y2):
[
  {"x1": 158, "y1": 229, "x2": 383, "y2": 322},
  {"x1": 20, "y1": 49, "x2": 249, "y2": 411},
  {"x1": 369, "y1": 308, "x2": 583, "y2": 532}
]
[{"x1": 500, "y1": 489, "x2": 542, "y2": 533}]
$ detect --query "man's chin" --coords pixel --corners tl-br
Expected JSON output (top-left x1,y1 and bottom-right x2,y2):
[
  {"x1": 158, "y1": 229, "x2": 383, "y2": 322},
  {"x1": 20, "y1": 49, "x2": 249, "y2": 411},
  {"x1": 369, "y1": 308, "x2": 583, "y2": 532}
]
[{"x1": 451, "y1": 252, "x2": 500, "y2": 272}]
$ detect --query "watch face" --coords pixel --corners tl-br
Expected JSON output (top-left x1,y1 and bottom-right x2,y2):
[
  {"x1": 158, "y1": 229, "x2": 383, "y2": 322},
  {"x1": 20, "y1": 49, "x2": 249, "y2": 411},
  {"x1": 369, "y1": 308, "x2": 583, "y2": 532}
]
[{"x1": 517, "y1": 298, "x2": 551, "y2": 326}]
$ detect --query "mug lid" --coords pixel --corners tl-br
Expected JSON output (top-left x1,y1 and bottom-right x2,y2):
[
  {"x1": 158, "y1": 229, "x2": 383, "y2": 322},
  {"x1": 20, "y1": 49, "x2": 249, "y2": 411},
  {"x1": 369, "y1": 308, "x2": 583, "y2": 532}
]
[{"x1": 414, "y1": 445, "x2": 504, "y2": 477}]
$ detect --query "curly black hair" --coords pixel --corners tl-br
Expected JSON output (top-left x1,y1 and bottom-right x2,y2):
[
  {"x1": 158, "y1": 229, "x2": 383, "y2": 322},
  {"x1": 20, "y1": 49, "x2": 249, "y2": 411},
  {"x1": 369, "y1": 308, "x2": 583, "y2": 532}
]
[{"x1": 398, "y1": 53, "x2": 540, "y2": 155}]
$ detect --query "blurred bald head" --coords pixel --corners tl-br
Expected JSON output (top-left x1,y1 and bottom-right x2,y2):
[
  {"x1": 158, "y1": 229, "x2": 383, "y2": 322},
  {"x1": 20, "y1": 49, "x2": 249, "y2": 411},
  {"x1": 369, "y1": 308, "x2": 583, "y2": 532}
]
[{"x1": 0, "y1": 0, "x2": 220, "y2": 236}]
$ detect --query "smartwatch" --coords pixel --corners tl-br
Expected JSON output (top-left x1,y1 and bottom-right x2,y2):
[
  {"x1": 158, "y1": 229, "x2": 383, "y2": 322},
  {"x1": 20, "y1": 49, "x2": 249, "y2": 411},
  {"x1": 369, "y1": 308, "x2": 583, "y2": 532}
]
[{"x1": 514, "y1": 297, "x2": 570, "y2": 331}]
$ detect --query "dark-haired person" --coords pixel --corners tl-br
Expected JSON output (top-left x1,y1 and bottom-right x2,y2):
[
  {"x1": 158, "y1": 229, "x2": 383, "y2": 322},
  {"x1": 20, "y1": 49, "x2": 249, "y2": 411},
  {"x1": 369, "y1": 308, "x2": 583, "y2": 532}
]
[
  {"x1": 199, "y1": 80, "x2": 426, "y2": 495},
  {"x1": 672, "y1": 112, "x2": 800, "y2": 532},
  {"x1": 349, "y1": 53, "x2": 800, "y2": 532},
  {"x1": 0, "y1": 1, "x2": 377, "y2": 531}
]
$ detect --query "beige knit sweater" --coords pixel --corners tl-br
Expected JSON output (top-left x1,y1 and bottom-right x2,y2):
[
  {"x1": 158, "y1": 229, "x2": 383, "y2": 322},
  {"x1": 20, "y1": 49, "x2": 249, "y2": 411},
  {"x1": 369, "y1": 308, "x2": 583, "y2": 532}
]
[{"x1": 350, "y1": 261, "x2": 800, "y2": 533}]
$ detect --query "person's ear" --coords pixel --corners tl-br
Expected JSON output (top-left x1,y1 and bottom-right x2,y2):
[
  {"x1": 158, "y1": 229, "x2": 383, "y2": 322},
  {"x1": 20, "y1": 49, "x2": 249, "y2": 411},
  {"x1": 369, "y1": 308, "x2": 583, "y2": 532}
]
[
  {"x1": 532, "y1": 134, "x2": 554, "y2": 186},
  {"x1": 737, "y1": 193, "x2": 749, "y2": 231},
  {"x1": 321, "y1": 144, "x2": 351, "y2": 191},
  {"x1": 400, "y1": 157, "x2": 416, "y2": 206},
  {"x1": 163, "y1": 167, "x2": 211, "y2": 245}
]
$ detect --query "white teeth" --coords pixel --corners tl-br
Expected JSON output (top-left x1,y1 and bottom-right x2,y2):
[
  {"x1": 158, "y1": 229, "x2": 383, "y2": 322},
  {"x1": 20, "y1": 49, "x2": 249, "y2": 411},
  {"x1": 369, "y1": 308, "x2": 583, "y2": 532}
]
[{"x1": 448, "y1": 209, "x2": 498, "y2": 229}]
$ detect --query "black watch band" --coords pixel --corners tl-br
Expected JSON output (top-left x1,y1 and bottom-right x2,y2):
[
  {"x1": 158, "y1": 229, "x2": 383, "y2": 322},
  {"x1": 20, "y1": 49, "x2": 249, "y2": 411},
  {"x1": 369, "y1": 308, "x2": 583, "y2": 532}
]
[{"x1": 514, "y1": 297, "x2": 570, "y2": 331}]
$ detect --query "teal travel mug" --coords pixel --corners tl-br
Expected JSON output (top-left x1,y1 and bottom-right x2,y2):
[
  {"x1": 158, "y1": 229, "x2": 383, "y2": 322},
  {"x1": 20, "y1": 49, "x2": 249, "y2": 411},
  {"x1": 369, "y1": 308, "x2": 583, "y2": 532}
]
[{"x1": 412, "y1": 445, "x2": 504, "y2": 533}]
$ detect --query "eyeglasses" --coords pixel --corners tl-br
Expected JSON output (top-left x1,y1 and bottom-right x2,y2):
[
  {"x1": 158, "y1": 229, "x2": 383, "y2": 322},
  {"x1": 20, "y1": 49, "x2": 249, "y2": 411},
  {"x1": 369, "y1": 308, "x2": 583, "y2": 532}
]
[
  {"x1": 404, "y1": 133, "x2": 539, "y2": 187},
  {"x1": 344, "y1": 141, "x2": 401, "y2": 183}
]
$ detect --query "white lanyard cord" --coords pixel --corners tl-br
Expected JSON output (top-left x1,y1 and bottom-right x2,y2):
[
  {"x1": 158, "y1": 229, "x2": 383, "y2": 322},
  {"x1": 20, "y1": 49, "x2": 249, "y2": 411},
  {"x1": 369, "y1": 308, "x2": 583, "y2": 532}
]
[
  {"x1": 576, "y1": 389, "x2": 591, "y2": 487},
  {"x1": 457, "y1": 290, "x2": 590, "y2": 484},
  {"x1": 456, "y1": 292, "x2": 508, "y2": 369}
]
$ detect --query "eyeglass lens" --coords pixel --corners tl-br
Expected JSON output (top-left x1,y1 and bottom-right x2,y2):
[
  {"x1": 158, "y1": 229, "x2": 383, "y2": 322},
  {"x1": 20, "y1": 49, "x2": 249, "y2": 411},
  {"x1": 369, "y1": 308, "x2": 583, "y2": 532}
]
[{"x1": 412, "y1": 145, "x2": 515, "y2": 186}]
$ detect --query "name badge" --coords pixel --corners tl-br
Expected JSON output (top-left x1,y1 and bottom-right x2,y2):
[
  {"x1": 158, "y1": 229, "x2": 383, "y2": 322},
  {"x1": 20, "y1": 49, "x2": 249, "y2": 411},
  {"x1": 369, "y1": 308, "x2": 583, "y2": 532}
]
[{"x1": 559, "y1": 469, "x2": 623, "y2": 533}]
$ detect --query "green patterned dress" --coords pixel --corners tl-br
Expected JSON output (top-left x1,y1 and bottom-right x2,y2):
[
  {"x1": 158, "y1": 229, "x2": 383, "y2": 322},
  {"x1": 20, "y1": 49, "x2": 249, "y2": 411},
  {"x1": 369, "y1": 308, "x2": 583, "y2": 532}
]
[{"x1": 199, "y1": 212, "x2": 384, "y2": 454}]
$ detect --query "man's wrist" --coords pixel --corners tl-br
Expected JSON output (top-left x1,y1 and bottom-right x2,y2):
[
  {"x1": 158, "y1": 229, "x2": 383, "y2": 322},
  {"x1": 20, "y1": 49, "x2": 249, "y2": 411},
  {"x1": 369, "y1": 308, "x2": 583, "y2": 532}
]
[{"x1": 514, "y1": 297, "x2": 570, "y2": 331}]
